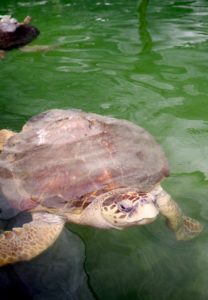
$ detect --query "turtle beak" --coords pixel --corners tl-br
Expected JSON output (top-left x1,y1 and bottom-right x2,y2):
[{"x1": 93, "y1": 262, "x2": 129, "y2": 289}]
[{"x1": 127, "y1": 200, "x2": 159, "y2": 225}]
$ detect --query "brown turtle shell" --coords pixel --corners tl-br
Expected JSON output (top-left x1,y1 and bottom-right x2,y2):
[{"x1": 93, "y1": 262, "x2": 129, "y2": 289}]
[{"x1": 0, "y1": 109, "x2": 169, "y2": 219}]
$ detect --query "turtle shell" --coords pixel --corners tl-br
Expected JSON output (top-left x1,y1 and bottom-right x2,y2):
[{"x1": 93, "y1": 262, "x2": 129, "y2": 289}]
[
  {"x1": 0, "y1": 109, "x2": 169, "y2": 219},
  {"x1": 0, "y1": 23, "x2": 39, "y2": 50}
]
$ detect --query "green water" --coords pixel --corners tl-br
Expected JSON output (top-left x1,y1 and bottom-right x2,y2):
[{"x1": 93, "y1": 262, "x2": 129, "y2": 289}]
[{"x1": 0, "y1": 0, "x2": 208, "y2": 299}]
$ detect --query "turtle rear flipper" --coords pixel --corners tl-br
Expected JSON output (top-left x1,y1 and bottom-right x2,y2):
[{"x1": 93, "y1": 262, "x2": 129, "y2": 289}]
[{"x1": 0, "y1": 212, "x2": 64, "y2": 266}]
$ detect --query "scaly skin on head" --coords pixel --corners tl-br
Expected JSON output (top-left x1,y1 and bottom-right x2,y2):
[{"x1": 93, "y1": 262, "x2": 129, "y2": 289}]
[
  {"x1": 70, "y1": 187, "x2": 159, "y2": 229},
  {"x1": 100, "y1": 188, "x2": 159, "y2": 228}
]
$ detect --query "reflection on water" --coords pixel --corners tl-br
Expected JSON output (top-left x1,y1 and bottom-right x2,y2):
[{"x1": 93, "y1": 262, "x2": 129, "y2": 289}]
[{"x1": 0, "y1": 0, "x2": 208, "y2": 299}]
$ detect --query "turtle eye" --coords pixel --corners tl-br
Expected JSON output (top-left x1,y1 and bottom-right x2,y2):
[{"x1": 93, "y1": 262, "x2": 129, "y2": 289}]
[{"x1": 118, "y1": 201, "x2": 133, "y2": 213}]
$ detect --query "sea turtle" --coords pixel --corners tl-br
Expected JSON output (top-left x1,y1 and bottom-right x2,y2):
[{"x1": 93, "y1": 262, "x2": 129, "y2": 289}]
[
  {"x1": 0, "y1": 109, "x2": 203, "y2": 266},
  {"x1": 0, "y1": 15, "x2": 39, "y2": 59}
]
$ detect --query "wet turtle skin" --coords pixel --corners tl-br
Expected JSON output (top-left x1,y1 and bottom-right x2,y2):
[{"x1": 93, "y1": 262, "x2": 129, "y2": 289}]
[{"x1": 0, "y1": 109, "x2": 169, "y2": 219}]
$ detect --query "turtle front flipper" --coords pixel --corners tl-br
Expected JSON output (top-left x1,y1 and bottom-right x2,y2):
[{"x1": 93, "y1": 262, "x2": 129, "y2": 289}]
[
  {"x1": 156, "y1": 186, "x2": 203, "y2": 240},
  {"x1": 0, "y1": 212, "x2": 64, "y2": 267},
  {"x1": 0, "y1": 129, "x2": 16, "y2": 152}
]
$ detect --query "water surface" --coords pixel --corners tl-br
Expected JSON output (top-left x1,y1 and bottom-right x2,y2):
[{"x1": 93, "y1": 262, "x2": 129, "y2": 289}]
[{"x1": 0, "y1": 0, "x2": 208, "y2": 299}]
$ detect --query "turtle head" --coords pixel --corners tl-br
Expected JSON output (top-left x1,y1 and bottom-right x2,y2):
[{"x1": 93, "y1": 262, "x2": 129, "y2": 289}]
[{"x1": 101, "y1": 188, "x2": 159, "y2": 228}]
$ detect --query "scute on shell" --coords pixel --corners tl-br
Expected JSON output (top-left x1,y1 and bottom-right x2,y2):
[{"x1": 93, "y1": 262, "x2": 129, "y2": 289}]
[{"x1": 0, "y1": 109, "x2": 169, "y2": 219}]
